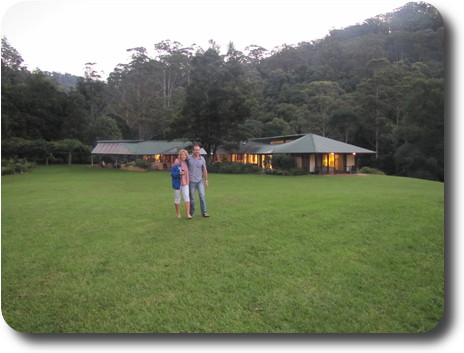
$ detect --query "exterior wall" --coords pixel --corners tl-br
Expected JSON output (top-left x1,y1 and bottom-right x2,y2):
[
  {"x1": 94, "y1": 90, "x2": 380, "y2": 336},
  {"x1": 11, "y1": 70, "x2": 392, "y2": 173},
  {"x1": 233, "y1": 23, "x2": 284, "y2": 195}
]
[
  {"x1": 292, "y1": 154, "x2": 315, "y2": 173},
  {"x1": 142, "y1": 154, "x2": 176, "y2": 170},
  {"x1": 309, "y1": 154, "x2": 316, "y2": 173},
  {"x1": 292, "y1": 153, "x2": 357, "y2": 174},
  {"x1": 231, "y1": 154, "x2": 265, "y2": 167},
  {"x1": 210, "y1": 152, "x2": 358, "y2": 174},
  {"x1": 347, "y1": 154, "x2": 355, "y2": 170},
  {"x1": 215, "y1": 154, "x2": 231, "y2": 162}
]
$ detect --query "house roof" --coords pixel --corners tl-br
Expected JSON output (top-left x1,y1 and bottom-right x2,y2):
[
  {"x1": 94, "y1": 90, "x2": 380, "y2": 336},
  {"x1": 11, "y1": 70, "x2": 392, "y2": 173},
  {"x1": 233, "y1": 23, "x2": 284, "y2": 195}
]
[
  {"x1": 250, "y1": 134, "x2": 306, "y2": 144},
  {"x1": 91, "y1": 142, "x2": 134, "y2": 155},
  {"x1": 91, "y1": 133, "x2": 375, "y2": 156},
  {"x1": 92, "y1": 140, "x2": 206, "y2": 155},
  {"x1": 239, "y1": 133, "x2": 375, "y2": 154}
]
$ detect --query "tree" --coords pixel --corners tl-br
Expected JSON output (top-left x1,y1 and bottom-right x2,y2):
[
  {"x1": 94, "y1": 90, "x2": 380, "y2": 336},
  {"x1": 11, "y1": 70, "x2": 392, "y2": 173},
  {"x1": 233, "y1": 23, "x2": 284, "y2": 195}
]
[
  {"x1": 329, "y1": 110, "x2": 359, "y2": 143},
  {"x1": 394, "y1": 77, "x2": 444, "y2": 180},
  {"x1": 92, "y1": 116, "x2": 122, "y2": 141},
  {"x1": 355, "y1": 76, "x2": 393, "y2": 159},
  {"x1": 107, "y1": 47, "x2": 164, "y2": 139},
  {"x1": 263, "y1": 117, "x2": 292, "y2": 137},
  {"x1": 1, "y1": 71, "x2": 69, "y2": 140},
  {"x1": 77, "y1": 63, "x2": 106, "y2": 125},
  {"x1": 172, "y1": 46, "x2": 253, "y2": 162},
  {"x1": 52, "y1": 139, "x2": 89, "y2": 166},
  {"x1": 59, "y1": 90, "x2": 90, "y2": 142},
  {"x1": 386, "y1": 2, "x2": 443, "y2": 32},
  {"x1": 305, "y1": 81, "x2": 345, "y2": 137},
  {"x1": 243, "y1": 119, "x2": 264, "y2": 137},
  {"x1": 1, "y1": 36, "x2": 27, "y2": 84},
  {"x1": 154, "y1": 40, "x2": 193, "y2": 108},
  {"x1": 244, "y1": 44, "x2": 269, "y2": 68},
  {"x1": 1, "y1": 36, "x2": 24, "y2": 70}
]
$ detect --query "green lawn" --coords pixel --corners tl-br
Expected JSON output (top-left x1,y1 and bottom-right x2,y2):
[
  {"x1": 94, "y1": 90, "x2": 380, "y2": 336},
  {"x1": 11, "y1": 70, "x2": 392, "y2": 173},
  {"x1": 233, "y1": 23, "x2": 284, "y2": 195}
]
[{"x1": 1, "y1": 165, "x2": 444, "y2": 333}]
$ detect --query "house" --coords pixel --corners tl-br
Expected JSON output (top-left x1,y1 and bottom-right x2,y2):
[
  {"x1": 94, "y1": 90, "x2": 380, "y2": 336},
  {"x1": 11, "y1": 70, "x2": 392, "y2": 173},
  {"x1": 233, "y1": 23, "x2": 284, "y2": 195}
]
[
  {"x1": 91, "y1": 133, "x2": 375, "y2": 173},
  {"x1": 91, "y1": 140, "x2": 206, "y2": 170},
  {"x1": 225, "y1": 133, "x2": 376, "y2": 174}
]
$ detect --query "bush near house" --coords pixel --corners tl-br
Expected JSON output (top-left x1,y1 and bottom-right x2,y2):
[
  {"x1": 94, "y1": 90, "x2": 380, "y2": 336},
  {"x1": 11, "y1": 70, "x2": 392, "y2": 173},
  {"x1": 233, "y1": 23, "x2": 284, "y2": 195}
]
[
  {"x1": 1, "y1": 158, "x2": 37, "y2": 175},
  {"x1": 209, "y1": 155, "x2": 307, "y2": 175},
  {"x1": 208, "y1": 160, "x2": 306, "y2": 176},
  {"x1": 208, "y1": 161, "x2": 259, "y2": 174},
  {"x1": 260, "y1": 167, "x2": 307, "y2": 176},
  {"x1": 359, "y1": 166, "x2": 386, "y2": 175},
  {"x1": 271, "y1": 154, "x2": 295, "y2": 170},
  {"x1": 134, "y1": 159, "x2": 152, "y2": 169}
]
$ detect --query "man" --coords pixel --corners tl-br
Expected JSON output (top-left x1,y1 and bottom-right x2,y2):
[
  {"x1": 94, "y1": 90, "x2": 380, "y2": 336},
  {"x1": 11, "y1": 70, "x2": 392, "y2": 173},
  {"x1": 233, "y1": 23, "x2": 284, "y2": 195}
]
[{"x1": 188, "y1": 145, "x2": 209, "y2": 217}]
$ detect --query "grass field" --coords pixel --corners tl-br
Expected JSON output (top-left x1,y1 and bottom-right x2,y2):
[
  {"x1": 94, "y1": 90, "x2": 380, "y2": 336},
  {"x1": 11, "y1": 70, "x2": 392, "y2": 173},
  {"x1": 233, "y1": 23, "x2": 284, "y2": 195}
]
[{"x1": 1, "y1": 165, "x2": 444, "y2": 333}]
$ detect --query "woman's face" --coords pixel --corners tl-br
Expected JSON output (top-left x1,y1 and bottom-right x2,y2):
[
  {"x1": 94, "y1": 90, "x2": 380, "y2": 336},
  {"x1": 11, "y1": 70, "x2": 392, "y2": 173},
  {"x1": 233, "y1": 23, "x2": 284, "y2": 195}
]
[{"x1": 180, "y1": 152, "x2": 187, "y2": 160}]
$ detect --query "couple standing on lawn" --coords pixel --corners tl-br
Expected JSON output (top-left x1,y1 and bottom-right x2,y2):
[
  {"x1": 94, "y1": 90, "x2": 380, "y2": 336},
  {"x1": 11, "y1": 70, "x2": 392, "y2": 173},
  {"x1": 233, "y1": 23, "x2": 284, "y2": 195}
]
[{"x1": 171, "y1": 145, "x2": 209, "y2": 219}]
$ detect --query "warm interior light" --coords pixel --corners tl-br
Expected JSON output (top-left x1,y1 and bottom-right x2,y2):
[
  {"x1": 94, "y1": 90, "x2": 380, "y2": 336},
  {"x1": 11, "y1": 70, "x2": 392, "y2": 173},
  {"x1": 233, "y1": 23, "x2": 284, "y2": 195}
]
[{"x1": 323, "y1": 154, "x2": 335, "y2": 167}]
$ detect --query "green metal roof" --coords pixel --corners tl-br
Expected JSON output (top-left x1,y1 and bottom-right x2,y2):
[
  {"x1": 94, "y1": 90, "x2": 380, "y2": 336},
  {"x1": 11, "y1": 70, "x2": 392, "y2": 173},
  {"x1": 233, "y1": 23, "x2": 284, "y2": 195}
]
[
  {"x1": 92, "y1": 140, "x2": 198, "y2": 155},
  {"x1": 92, "y1": 134, "x2": 375, "y2": 156},
  {"x1": 249, "y1": 134, "x2": 306, "y2": 144},
  {"x1": 240, "y1": 133, "x2": 375, "y2": 154}
]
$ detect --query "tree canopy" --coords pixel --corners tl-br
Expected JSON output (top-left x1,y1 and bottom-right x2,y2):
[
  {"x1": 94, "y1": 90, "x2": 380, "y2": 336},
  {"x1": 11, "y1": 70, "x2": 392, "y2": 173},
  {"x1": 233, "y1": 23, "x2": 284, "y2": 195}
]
[{"x1": 169, "y1": 46, "x2": 253, "y2": 160}]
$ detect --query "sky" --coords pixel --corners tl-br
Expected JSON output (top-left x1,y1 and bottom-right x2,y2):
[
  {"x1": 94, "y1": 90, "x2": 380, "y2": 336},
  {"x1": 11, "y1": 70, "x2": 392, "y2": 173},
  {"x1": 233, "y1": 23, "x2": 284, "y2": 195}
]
[{"x1": 0, "y1": 0, "x2": 429, "y2": 78}]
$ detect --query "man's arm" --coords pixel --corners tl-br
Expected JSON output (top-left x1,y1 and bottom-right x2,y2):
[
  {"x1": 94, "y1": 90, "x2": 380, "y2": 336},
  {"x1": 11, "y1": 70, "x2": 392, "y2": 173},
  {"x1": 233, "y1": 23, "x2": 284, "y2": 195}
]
[{"x1": 203, "y1": 160, "x2": 208, "y2": 188}]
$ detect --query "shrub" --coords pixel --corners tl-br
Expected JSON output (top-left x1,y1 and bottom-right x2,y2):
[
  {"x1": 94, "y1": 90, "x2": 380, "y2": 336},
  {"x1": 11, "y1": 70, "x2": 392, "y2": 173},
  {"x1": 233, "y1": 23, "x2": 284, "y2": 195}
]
[
  {"x1": 287, "y1": 167, "x2": 307, "y2": 175},
  {"x1": 1, "y1": 159, "x2": 37, "y2": 175},
  {"x1": 261, "y1": 168, "x2": 284, "y2": 176},
  {"x1": 209, "y1": 160, "x2": 306, "y2": 176},
  {"x1": 135, "y1": 159, "x2": 152, "y2": 169},
  {"x1": 359, "y1": 166, "x2": 385, "y2": 175},
  {"x1": 209, "y1": 161, "x2": 259, "y2": 174},
  {"x1": 261, "y1": 167, "x2": 306, "y2": 176},
  {"x1": 271, "y1": 154, "x2": 295, "y2": 170}
]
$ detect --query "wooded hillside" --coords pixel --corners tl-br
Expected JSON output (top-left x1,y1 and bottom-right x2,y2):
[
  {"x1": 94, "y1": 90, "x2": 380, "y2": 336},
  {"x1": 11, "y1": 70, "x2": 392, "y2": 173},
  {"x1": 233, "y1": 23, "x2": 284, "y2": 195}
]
[{"x1": 1, "y1": 2, "x2": 444, "y2": 180}]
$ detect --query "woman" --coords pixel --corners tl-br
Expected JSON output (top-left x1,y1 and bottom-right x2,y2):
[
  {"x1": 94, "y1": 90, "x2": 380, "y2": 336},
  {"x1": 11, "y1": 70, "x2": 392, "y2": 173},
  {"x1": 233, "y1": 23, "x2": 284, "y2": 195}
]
[{"x1": 170, "y1": 149, "x2": 192, "y2": 219}]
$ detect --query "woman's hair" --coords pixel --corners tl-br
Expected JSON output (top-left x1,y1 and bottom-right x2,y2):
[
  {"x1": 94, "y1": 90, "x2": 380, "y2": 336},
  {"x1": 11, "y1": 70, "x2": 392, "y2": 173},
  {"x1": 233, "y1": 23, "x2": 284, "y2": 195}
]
[{"x1": 178, "y1": 149, "x2": 188, "y2": 159}]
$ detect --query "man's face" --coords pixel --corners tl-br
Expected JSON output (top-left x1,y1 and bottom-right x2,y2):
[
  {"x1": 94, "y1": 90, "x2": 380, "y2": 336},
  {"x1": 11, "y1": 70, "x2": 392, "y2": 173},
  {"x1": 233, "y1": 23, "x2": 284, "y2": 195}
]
[{"x1": 193, "y1": 146, "x2": 201, "y2": 156}]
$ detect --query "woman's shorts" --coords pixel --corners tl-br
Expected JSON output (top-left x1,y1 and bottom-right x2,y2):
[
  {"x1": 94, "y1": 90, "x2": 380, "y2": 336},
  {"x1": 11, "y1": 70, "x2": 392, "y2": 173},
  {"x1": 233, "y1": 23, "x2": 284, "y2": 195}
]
[{"x1": 174, "y1": 185, "x2": 190, "y2": 204}]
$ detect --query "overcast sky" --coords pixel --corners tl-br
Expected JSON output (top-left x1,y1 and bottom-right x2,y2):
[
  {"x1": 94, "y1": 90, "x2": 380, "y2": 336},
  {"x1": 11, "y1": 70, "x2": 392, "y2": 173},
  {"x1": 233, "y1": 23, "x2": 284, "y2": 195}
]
[{"x1": 1, "y1": 0, "x2": 433, "y2": 78}]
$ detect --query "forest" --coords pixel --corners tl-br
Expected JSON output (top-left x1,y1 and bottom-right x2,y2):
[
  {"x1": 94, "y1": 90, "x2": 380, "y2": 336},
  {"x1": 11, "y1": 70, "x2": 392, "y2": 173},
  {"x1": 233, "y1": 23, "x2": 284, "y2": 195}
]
[{"x1": 1, "y1": 2, "x2": 444, "y2": 181}]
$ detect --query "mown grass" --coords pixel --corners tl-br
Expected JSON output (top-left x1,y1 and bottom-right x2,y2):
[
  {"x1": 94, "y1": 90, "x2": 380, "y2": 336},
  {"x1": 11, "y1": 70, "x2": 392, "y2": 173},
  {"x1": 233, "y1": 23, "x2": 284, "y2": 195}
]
[{"x1": 1, "y1": 165, "x2": 444, "y2": 333}]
